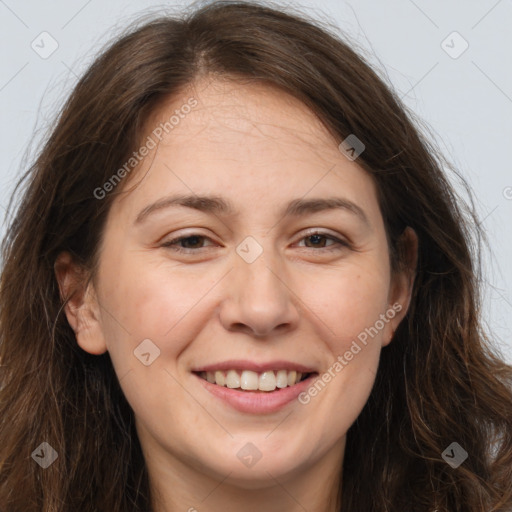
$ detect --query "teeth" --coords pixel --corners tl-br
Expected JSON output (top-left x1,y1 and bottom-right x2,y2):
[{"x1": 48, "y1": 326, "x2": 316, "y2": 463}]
[
  {"x1": 226, "y1": 370, "x2": 240, "y2": 388},
  {"x1": 259, "y1": 371, "x2": 276, "y2": 391},
  {"x1": 214, "y1": 370, "x2": 225, "y2": 386},
  {"x1": 240, "y1": 370, "x2": 259, "y2": 390},
  {"x1": 199, "y1": 369, "x2": 308, "y2": 391},
  {"x1": 276, "y1": 370, "x2": 288, "y2": 388}
]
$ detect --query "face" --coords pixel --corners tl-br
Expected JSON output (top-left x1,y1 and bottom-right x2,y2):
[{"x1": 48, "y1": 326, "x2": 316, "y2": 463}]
[{"x1": 57, "y1": 77, "x2": 415, "y2": 489}]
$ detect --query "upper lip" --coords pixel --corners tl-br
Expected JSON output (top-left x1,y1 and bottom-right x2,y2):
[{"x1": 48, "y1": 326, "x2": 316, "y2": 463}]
[{"x1": 192, "y1": 359, "x2": 317, "y2": 373}]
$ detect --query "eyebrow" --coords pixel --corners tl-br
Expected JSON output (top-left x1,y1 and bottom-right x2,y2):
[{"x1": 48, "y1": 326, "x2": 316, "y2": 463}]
[{"x1": 135, "y1": 193, "x2": 370, "y2": 227}]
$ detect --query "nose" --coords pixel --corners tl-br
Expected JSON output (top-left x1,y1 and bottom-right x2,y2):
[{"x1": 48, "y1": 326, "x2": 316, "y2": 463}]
[{"x1": 218, "y1": 245, "x2": 301, "y2": 338}]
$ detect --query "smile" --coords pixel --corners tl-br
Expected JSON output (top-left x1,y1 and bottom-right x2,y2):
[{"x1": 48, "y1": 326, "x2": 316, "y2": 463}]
[
  {"x1": 192, "y1": 362, "x2": 319, "y2": 414},
  {"x1": 195, "y1": 369, "x2": 312, "y2": 392}
]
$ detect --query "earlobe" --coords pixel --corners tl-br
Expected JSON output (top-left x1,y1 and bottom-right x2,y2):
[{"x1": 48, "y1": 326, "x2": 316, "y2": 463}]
[{"x1": 54, "y1": 251, "x2": 108, "y2": 355}]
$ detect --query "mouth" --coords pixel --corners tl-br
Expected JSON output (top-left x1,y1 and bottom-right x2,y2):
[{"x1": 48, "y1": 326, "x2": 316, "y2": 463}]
[
  {"x1": 191, "y1": 360, "x2": 319, "y2": 413},
  {"x1": 192, "y1": 368, "x2": 319, "y2": 414},
  {"x1": 193, "y1": 369, "x2": 316, "y2": 392}
]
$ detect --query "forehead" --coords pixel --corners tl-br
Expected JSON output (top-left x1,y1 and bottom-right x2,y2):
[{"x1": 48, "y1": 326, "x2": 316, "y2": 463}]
[
  {"x1": 111, "y1": 77, "x2": 382, "y2": 227},
  {"x1": 148, "y1": 77, "x2": 340, "y2": 158}
]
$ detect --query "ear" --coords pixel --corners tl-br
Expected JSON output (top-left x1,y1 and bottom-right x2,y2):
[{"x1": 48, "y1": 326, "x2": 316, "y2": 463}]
[
  {"x1": 382, "y1": 227, "x2": 418, "y2": 347},
  {"x1": 54, "y1": 251, "x2": 108, "y2": 355}
]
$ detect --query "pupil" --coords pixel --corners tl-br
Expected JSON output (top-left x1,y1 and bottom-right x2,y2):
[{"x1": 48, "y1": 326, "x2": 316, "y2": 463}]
[
  {"x1": 307, "y1": 234, "x2": 325, "y2": 248},
  {"x1": 183, "y1": 236, "x2": 202, "y2": 248}
]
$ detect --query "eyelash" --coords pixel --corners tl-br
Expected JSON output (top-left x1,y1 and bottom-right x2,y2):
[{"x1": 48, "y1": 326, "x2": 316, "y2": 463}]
[{"x1": 161, "y1": 230, "x2": 349, "y2": 254}]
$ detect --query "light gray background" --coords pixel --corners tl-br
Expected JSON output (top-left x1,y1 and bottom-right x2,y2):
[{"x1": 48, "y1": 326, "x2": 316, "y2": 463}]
[{"x1": 1, "y1": 0, "x2": 511, "y2": 362}]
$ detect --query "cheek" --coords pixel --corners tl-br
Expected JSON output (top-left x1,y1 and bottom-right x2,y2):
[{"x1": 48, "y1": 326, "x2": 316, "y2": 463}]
[
  {"x1": 299, "y1": 262, "x2": 391, "y2": 345},
  {"x1": 294, "y1": 263, "x2": 389, "y2": 415},
  {"x1": 296, "y1": 271, "x2": 387, "y2": 451},
  {"x1": 96, "y1": 251, "x2": 222, "y2": 363}
]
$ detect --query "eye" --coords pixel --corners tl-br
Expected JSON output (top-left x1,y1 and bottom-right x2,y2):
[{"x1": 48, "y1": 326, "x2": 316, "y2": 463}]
[
  {"x1": 161, "y1": 230, "x2": 349, "y2": 254},
  {"x1": 161, "y1": 234, "x2": 215, "y2": 253},
  {"x1": 295, "y1": 230, "x2": 349, "y2": 252}
]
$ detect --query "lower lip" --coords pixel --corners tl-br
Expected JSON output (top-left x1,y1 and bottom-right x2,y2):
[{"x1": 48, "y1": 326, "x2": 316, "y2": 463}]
[{"x1": 193, "y1": 373, "x2": 317, "y2": 414}]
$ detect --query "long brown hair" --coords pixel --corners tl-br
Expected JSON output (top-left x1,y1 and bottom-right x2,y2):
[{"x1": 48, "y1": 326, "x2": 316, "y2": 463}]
[{"x1": 1, "y1": 1, "x2": 511, "y2": 510}]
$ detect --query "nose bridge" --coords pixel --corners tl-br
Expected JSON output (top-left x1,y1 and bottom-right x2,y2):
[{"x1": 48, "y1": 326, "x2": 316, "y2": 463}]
[
  {"x1": 219, "y1": 233, "x2": 299, "y2": 336},
  {"x1": 235, "y1": 233, "x2": 286, "y2": 302}
]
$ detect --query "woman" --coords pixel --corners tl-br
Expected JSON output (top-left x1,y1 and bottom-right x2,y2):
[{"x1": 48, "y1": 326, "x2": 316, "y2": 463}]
[{"x1": 1, "y1": 1, "x2": 511, "y2": 511}]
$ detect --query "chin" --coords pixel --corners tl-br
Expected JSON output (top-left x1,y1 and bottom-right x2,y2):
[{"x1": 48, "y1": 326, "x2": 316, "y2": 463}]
[{"x1": 196, "y1": 445, "x2": 311, "y2": 489}]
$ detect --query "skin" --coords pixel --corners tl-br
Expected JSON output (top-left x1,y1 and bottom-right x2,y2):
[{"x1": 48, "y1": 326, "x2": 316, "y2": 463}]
[{"x1": 56, "y1": 76, "x2": 417, "y2": 512}]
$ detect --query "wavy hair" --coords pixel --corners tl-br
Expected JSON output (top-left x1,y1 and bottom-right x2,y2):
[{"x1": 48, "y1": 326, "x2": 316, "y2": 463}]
[{"x1": 1, "y1": 1, "x2": 511, "y2": 510}]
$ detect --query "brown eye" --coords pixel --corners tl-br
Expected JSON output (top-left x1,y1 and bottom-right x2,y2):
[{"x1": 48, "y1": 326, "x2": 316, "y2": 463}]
[
  {"x1": 296, "y1": 231, "x2": 349, "y2": 251},
  {"x1": 303, "y1": 233, "x2": 332, "y2": 248},
  {"x1": 161, "y1": 234, "x2": 215, "y2": 252}
]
